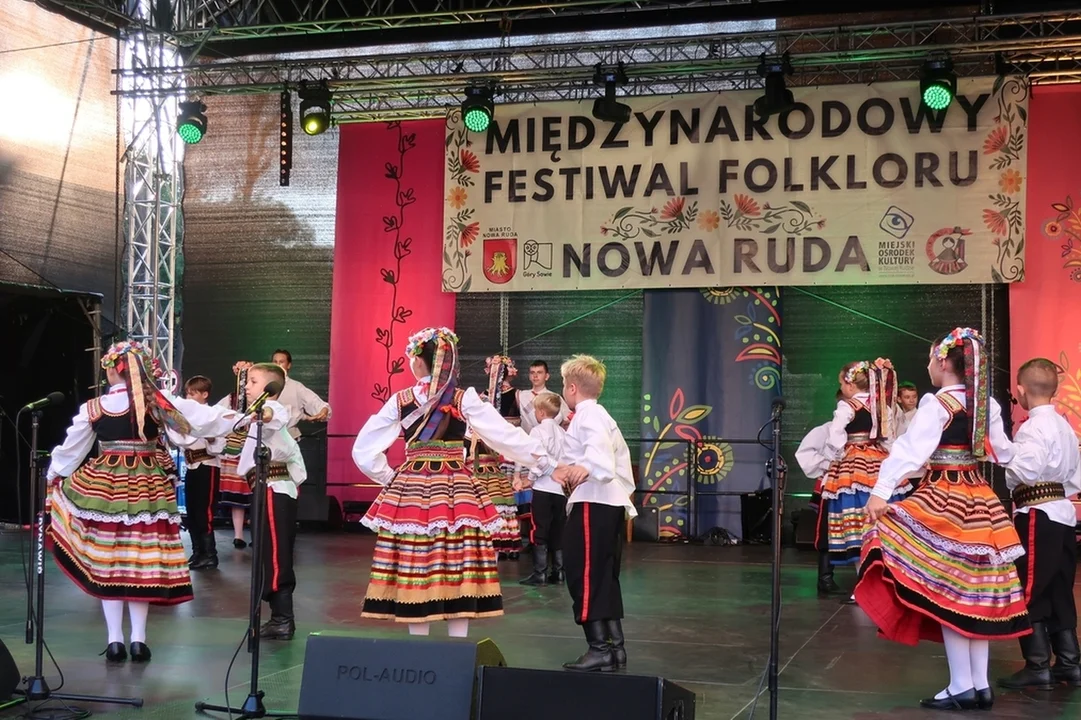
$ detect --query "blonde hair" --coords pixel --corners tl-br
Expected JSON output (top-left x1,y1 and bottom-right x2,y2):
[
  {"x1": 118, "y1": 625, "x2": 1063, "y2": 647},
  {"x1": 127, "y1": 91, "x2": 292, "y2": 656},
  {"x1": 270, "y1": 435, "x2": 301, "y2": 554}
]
[
  {"x1": 534, "y1": 391, "x2": 563, "y2": 418},
  {"x1": 561, "y1": 354, "x2": 606, "y2": 398},
  {"x1": 1018, "y1": 358, "x2": 1059, "y2": 398}
]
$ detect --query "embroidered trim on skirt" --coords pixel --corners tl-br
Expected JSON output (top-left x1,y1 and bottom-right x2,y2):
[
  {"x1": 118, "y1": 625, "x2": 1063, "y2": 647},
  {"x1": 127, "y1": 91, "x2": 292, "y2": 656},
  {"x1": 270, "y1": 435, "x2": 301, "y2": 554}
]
[
  {"x1": 854, "y1": 465, "x2": 1030, "y2": 644},
  {"x1": 474, "y1": 453, "x2": 520, "y2": 553},
  {"x1": 361, "y1": 441, "x2": 504, "y2": 622},
  {"x1": 217, "y1": 432, "x2": 252, "y2": 508},
  {"x1": 47, "y1": 441, "x2": 193, "y2": 605}
]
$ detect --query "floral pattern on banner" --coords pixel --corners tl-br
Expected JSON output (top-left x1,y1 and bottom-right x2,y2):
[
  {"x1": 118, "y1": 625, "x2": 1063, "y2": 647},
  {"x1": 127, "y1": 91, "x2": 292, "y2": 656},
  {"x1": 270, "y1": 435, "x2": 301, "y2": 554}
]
[
  {"x1": 701, "y1": 287, "x2": 782, "y2": 390},
  {"x1": 719, "y1": 195, "x2": 826, "y2": 234},
  {"x1": 601, "y1": 196, "x2": 825, "y2": 239},
  {"x1": 442, "y1": 110, "x2": 475, "y2": 292},
  {"x1": 1040, "y1": 193, "x2": 1081, "y2": 282},
  {"x1": 1055, "y1": 347, "x2": 1081, "y2": 439},
  {"x1": 600, "y1": 198, "x2": 699, "y2": 239},
  {"x1": 983, "y1": 77, "x2": 1029, "y2": 282}
]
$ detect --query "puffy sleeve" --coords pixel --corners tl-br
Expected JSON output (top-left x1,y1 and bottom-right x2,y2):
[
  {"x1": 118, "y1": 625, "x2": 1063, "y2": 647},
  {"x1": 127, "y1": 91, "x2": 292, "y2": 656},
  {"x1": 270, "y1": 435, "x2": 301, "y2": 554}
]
[
  {"x1": 256, "y1": 401, "x2": 289, "y2": 433},
  {"x1": 351, "y1": 396, "x2": 402, "y2": 486},
  {"x1": 572, "y1": 413, "x2": 620, "y2": 485},
  {"x1": 871, "y1": 393, "x2": 947, "y2": 500},
  {"x1": 298, "y1": 382, "x2": 331, "y2": 420},
  {"x1": 824, "y1": 400, "x2": 856, "y2": 460},
  {"x1": 47, "y1": 403, "x2": 96, "y2": 480},
  {"x1": 166, "y1": 392, "x2": 241, "y2": 437},
  {"x1": 795, "y1": 422, "x2": 832, "y2": 479},
  {"x1": 1004, "y1": 417, "x2": 1044, "y2": 490},
  {"x1": 461, "y1": 388, "x2": 552, "y2": 472}
]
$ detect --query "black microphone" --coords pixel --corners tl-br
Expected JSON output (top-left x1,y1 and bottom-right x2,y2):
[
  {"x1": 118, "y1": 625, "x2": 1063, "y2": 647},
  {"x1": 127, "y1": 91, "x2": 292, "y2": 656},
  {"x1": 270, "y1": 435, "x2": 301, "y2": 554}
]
[
  {"x1": 247, "y1": 381, "x2": 283, "y2": 416},
  {"x1": 21, "y1": 391, "x2": 65, "y2": 412},
  {"x1": 771, "y1": 396, "x2": 786, "y2": 419}
]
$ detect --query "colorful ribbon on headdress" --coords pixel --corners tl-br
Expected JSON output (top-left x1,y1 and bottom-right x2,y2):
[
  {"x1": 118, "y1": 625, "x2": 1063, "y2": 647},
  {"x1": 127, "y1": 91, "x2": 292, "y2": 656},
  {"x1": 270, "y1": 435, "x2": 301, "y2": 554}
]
[
  {"x1": 102, "y1": 340, "x2": 190, "y2": 438},
  {"x1": 866, "y1": 358, "x2": 897, "y2": 440},
  {"x1": 936, "y1": 328, "x2": 990, "y2": 458},
  {"x1": 400, "y1": 327, "x2": 460, "y2": 439},
  {"x1": 484, "y1": 355, "x2": 515, "y2": 412}
]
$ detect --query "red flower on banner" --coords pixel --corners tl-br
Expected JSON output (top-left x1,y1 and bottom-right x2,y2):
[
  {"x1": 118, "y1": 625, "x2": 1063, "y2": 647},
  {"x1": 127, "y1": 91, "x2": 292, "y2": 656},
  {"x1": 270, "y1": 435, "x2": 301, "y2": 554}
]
[
  {"x1": 459, "y1": 149, "x2": 480, "y2": 173},
  {"x1": 734, "y1": 193, "x2": 761, "y2": 217},
  {"x1": 983, "y1": 209, "x2": 1008, "y2": 237},
  {"x1": 460, "y1": 222, "x2": 479, "y2": 248},
  {"x1": 983, "y1": 125, "x2": 1008, "y2": 154},
  {"x1": 660, "y1": 197, "x2": 686, "y2": 221}
]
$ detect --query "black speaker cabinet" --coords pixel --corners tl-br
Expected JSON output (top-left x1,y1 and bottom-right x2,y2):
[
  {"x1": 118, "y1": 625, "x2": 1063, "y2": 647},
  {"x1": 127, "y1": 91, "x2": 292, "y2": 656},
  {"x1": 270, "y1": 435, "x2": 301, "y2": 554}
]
[
  {"x1": 297, "y1": 634, "x2": 505, "y2": 720},
  {"x1": 0, "y1": 639, "x2": 20, "y2": 700},
  {"x1": 794, "y1": 507, "x2": 818, "y2": 549},
  {"x1": 633, "y1": 506, "x2": 660, "y2": 542},
  {"x1": 477, "y1": 666, "x2": 695, "y2": 720}
]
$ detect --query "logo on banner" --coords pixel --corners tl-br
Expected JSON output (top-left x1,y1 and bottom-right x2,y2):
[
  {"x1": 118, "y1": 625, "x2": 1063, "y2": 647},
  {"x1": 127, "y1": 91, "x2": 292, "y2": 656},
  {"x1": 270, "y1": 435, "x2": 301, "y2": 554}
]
[
  {"x1": 483, "y1": 238, "x2": 518, "y2": 284},
  {"x1": 926, "y1": 226, "x2": 971, "y2": 275},
  {"x1": 523, "y1": 239, "x2": 553, "y2": 278}
]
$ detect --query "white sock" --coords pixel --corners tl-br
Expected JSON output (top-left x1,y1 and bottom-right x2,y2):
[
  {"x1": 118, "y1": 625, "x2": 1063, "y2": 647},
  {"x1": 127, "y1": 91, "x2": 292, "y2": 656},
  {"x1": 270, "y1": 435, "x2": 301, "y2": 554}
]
[
  {"x1": 128, "y1": 601, "x2": 150, "y2": 644},
  {"x1": 935, "y1": 626, "x2": 974, "y2": 698},
  {"x1": 101, "y1": 600, "x2": 124, "y2": 644},
  {"x1": 407, "y1": 623, "x2": 430, "y2": 636},
  {"x1": 969, "y1": 639, "x2": 990, "y2": 690},
  {"x1": 447, "y1": 619, "x2": 469, "y2": 638}
]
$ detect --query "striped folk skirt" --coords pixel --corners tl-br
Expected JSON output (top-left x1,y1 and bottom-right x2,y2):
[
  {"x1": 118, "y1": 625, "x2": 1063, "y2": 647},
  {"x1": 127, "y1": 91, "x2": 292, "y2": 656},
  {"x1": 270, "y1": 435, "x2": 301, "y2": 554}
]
[
  {"x1": 855, "y1": 464, "x2": 1031, "y2": 644},
  {"x1": 48, "y1": 440, "x2": 194, "y2": 605},
  {"x1": 361, "y1": 441, "x2": 504, "y2": 622},
  {"x1": 217, "y1": 432, "x2": 252, "y2": 508},
  {"x1": 474, "y1": 454, "x2": 520, "y2": 554},
  {"x1": 818, "y1": 441, "x2": 909, "y2": 565}
]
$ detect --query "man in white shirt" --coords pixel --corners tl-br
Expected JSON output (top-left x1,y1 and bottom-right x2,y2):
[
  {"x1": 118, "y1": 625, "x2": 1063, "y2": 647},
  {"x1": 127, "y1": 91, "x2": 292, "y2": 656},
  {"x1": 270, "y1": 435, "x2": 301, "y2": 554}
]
[
  {"x1": 517, "y1": 360, "x2": 571, "y2": 433},
  {"x1": 998, "y1": 359, "x2": 1081, "y2": 690},
  {"x1": 271, "y1": 349, "x2": 331, "y2": 440},
  {"x1": 893, "y1": 381, "x2": 919, "y2": 438}
]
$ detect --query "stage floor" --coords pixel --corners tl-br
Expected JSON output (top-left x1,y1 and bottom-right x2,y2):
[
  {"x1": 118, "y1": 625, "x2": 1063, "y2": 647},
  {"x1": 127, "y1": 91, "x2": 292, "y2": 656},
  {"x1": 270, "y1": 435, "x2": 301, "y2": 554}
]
[{"x1": 1, "y1": 530, "x2": 1078, "y2": 720}]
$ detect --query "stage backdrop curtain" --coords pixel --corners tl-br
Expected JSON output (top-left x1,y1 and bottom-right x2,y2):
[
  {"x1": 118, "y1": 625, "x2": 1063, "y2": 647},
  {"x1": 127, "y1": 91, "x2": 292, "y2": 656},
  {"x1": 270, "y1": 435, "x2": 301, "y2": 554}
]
[
  {"x1": 329, "y1": 119, "x2": 455, "y2": 504},
  {"x1": 639, "y1": 288, "x2": 781, "y2": 540},
  {"x1": 1010, "y1": 85, "x2": 1081, "y2": 439}
]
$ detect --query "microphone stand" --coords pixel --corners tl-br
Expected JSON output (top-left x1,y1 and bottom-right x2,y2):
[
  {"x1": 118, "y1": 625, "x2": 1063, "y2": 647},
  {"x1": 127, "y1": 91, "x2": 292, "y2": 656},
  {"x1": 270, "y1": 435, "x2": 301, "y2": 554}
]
[
  {"x1": 196, "y1": 406, "x2": 291, "y2": 718},
  {"x1": 19, "y1": 410, "x2": 143, "y2": 708},
  {"x1": 766, "y1": 407, "x2": 785, "y2": 720}
]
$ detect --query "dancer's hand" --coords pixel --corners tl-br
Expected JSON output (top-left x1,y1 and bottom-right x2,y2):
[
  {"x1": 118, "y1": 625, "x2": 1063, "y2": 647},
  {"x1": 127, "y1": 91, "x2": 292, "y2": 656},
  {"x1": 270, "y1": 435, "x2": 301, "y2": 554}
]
[{"x1": 865, "y1": 496, "x2": 889, "y2": 523}]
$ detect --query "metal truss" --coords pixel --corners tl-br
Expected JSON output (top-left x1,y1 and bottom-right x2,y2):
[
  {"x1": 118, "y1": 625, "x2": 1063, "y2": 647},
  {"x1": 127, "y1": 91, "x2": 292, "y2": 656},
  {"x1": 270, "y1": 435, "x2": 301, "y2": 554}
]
[{"x1": 113, "y1": 11, "x2": 1081, "y2": 121}]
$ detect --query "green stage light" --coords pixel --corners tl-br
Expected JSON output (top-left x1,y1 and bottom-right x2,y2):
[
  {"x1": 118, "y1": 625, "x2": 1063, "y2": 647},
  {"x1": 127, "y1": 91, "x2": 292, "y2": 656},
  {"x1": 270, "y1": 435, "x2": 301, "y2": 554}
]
[
  {"x1": 920, "y1": 58, "x2": 956, "y2": 111},
  {"x1": 177, "y1": 101, "x2": 207, "y2": 144},
  {"x1": 462, "y1": 85, "x2": 494, "y2": 133},
  {"x1": 299, "y1": 82, "x2": 332, "y2": 136}
]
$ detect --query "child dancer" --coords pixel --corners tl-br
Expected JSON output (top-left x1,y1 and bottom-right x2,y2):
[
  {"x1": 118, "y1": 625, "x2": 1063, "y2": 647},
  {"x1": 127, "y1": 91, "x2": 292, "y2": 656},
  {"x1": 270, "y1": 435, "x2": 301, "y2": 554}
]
[
  {"x1": 998, "y1": 358, "x2": 1081, "y2": 689},
  {"x1": 550, "y1": 355, "x2": 637, "y2": 672},
  {"x1": 352, "y1": 328, "x2": 550, "y2": 637},
  {"x1": 217, "y1": 361, "x2": 254, "y2": 548},
  {"x1": 858, "y1": 328, "x2": 1029, "y2": 710},
  {"x1": 46, "y1": 340, "x2": 231, "y2": 662},
  {"x1": 518, "y1": 392, "x2": 568, "y2": 586},
  {"x1": 474, "y1": 354, "x2": 522, "y2": 560},
  {"x1": 817, "y1": 359, "x2": 906, "y2": 596},
  {"x1": 172, "y1": 375, "x2": 224, "y2": 570}
]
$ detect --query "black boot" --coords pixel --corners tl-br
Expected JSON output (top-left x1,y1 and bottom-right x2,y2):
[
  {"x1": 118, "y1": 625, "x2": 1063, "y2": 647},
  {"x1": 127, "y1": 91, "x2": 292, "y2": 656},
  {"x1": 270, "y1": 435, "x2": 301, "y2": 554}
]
[
  {"x1": 816, "y1": 551, "x2": 843, "y2": 596},
  {"x1": 187, "y1": 533, "x2": 205, "y2": 567},
  {"x1": 998, "y1": 622, "x2": 1055, "y2": 689},
  {"x1": 607, "y1": 618, "x2": 626, "y2": 670},
  {"x1": 563, "y1": 621, "x2": 615, "y2": 672},
  {"x1": 1050, "y1": 628, "x2": 1081, "y2": 686},
  {"x1": 519, "y1": 544, "x2": 548, "y2": 585},
  {"x1": 261, "y1": 592, "x2": 295, "y2": 640},
  {"x1": 548, "y1": 550, "x2": 565, "y2": 585},
  {"x1": 192, "y1": 531, "x2": 219, "y2": 570}
]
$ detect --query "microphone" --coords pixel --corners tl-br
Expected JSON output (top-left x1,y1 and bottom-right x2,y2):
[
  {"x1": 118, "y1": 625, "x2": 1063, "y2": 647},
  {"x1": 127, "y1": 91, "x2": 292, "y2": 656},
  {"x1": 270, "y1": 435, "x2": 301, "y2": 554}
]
[
  {"x1": 21, "y1": 391, "x2": 65, "y2": 412},
  {"x1": 771, "y1": 396, "x2": 786, "y2": 419},
  {"x1": 247, "y1": 381, "x2": 283, "y2": 417}
]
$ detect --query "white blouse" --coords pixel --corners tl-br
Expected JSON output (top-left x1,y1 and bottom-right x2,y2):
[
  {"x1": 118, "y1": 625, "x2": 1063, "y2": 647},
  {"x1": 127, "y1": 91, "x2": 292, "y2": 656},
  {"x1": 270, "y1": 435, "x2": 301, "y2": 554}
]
[
  {"x1": 795, "y1": 422, "x2": 832, "y2": 479},
  {"x1": 556, "y1": 399, "x2": 637, "y2": 515},
  {"x1": 1005, "y1": 405, "x2": 1081, "y2": 527},
  {"x1": 824, "y1": 392, "x2": 870, "y2": 460}
]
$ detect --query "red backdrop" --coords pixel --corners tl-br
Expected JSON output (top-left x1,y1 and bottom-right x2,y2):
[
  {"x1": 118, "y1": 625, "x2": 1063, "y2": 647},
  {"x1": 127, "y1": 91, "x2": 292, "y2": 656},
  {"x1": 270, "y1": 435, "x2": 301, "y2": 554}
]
[
  {"x1": 1009, "y1": 85, "x2": 1081, "y2": 439},
  {"x1": 328, "y1": 119, "x2": 454, "y2": 504}
]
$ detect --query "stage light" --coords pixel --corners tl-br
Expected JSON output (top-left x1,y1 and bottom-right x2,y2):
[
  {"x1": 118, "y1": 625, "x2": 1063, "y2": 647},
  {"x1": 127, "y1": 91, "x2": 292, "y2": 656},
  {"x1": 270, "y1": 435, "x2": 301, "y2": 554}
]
[
  {"x1": 177, "y1": 100, "x2": 207, "y2": 144},
  {"x1": 753, "y1": 53, "x2": 795, "y2": 119},
  {"x1": 280, "y1": 90, "x2": 293, "y2": 187},
  {"x1": 920, "y1": 57, "x2": 956, "y2": 111},
  {"x1": 462, "y1": 85, "x2": 494, "y2": 133},
  {"x1": 298, "y1": 82, "x2": 331, "y2": 136},
  {"x1": 592, "y1": 62, "x2": 631, "y2": 124}
]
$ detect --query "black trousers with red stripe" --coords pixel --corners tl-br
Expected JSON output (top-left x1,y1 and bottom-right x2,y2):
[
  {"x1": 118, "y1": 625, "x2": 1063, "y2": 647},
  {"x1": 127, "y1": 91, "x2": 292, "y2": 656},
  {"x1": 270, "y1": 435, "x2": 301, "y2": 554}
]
[
  {"x1": 564, "y1": 502, "x2": 624, "y2": 624},
  {"x1": 531, "y1": 490, "x2": 568, "y2": 550},
  {"x1": 260, "y1": 488, "x2": 298, "y2": 620},
  {"x1": 1014, "y1": 508, "x2": 1078, "y2": 631},
  {"x1": 185, "y1": 464, "x2": 219, "y2": 538}
]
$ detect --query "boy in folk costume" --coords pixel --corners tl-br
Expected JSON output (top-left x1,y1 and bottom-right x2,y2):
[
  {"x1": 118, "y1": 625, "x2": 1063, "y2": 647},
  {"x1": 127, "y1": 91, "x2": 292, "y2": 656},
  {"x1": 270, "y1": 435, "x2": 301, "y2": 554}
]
[
  {"x1": 171, "y1": 375, "x2": 225, "y2": 570},
  {"x1": 474, "y1": 354, "x2": 522, "y2": 560},
  {"x1": 549, "y1": 355, "x2": 637, "y2": 673},
  {"x1": 816, "y1": 359, "x2": 908, "y2": 597},
  {"x1": 998, "y1": 358, "x2": 1081, "y2": 689},
  {"x1": 859, "y1": 328, "x2": 1030, "y2": 711},
  {"x1": 352, "y1": 328, "x2": 551, "y2": 637},
  {"x1": 46, "y1": 341, "x2": 232, "y2": 663},
  {"x1": 518, "y1": 392, "x2": 569, "y2": 586},
  {"x1": 216, "y1": 361, "x2": 255, "y2": 548}
]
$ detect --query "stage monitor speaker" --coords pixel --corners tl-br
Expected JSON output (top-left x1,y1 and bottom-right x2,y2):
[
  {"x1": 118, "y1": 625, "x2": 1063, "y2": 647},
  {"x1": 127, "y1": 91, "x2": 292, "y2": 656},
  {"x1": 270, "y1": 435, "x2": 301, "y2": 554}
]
[
  {"x1": 0, "y1": 639, "x2": 20, "y2": 700},
  {"x1": 477, "y1": 667, "x2": 695, "y2": 720},
  {"x1": 297, "y1": 634, "x2": 505, "y2": 720},
  {"x1": 794, "y1": 507, "x2": 818, "y2": 549},
  {"x1": 632, "y1": 506, "x2": 660, "y2": 542},
  {"x1": 740, "y1": 491, "x2": 772, "y2": 543}
]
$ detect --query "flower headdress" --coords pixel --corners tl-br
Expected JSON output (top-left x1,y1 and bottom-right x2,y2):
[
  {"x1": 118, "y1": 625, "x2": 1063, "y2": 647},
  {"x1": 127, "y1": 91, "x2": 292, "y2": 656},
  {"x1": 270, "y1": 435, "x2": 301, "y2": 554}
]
[
  {"x1": 867, "y1": 357, "x2": 897, "y2": 440},
  {"x1": 401, "y1": 326, "x2": 460, "y2": 439},
  {"x1": 843, "y1": 361, "x2": 870, "y2": 384},
  {"x1": 485, "y1": 354, "x2": 517, "y2": 409},
  {"x1": 934, "y1": 327, "x2": 991, "y2": 458},
  {"x1": 101, "y1": 340, "x2": 189, "y2": 440}
]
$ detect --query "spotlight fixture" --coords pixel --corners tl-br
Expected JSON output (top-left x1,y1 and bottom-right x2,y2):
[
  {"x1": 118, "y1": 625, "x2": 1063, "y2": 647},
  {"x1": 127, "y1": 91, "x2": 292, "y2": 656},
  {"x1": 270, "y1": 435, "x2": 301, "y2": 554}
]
[
  {"x1": 592, "y1": 62, "x2": 631, "y2": 124},
  {"x1": 753, "y1": 53, "x2": 795, "y2": 119},
  {"x1": 920, "y1": 57, "x2": 956, "y2": 111},
  {"x1": 462, "y1": 85, "x2": 495, "y2": 133},
  {"x1": 177, "y1": 100, "x2": 207, "y2": 144},
  {"x1": 298, "y1": 82, "x2": 331, "y2": 136}
]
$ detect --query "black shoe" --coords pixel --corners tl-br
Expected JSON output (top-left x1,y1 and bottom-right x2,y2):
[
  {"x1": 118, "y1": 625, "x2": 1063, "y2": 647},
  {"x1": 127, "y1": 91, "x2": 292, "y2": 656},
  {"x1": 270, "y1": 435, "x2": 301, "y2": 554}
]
[
  {"x1": 259, "y1": 617, "x2": 295, "y2": 641},
  {"x1": 233, "y1": 538, "x2": 247, "y2": 549},
  {"x1": 1050, "y1": 628, "x2": 1081, "y2": 686},
  {"x1": 497, "y1": 552, "x2": 508, "y2": 561},
  {"x1": 508, "y1": 552, "x2": 520, "y2": 560},
  {"x1": 519, "y1": 572, "x2": 547, "y2": 586},
  {"x1": 101, "y1": 642, "x2": 127, "y2": 663},
  {"x1": 129, "y1": 642, "x2": 152, "y2": 663},
  {"x1": 919, "y1": 688, "x2": 978, "y2": 711},
  {"x1": 520, "y1": 545, "x2": 548, "y2": 585},
  {"x1": 191, "y1": 554, "x2": 219, "y2": 570},
  {"x1": 548, "y1": 550, "x2": 565, "y2": 584},
  {"x1": 607, "y1": 619, "x2": 626, "y2": 670},
  {"x1": 998, "y1": 622, "x2": 1056, "y2": 690},
  {"x1": 563, "y1": 621, "x2": 615, "y2": 672},
  {"x1": 816, "y1": 552, "x2": 845, "y2": 596},
  {"x1": 975, "y1": 687, "x2": 994, "y2": 711}
]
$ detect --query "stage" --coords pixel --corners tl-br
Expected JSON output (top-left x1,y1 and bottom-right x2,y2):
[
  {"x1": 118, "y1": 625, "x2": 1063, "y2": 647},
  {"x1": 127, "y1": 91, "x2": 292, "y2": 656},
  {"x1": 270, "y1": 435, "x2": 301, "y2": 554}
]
[{"x1": 0, "y1": 531, "x2": 1077, "y2": 720}]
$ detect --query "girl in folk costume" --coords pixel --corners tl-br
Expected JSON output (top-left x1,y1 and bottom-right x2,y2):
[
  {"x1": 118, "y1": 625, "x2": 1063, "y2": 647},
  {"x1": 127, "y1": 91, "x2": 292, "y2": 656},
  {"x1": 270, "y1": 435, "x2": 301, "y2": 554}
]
[
  {"x1": 474, "y1": 354, "x2": 523, "y2": 560},
  {"x1": 46, "y1": 341, "x2": 230, "y2": 663},
  {"x1": 216, "y1": 361, "x2": 254, "y2": 548},
  {"x1": 816, "y1": 359, "x2": 909, "y2": 596},
  {"x1": 858, "y1": 328, "x2": 1029, "y2": 711},
  {"x1": 352, "y1": 328, "x2": 550, "y2": 637}
]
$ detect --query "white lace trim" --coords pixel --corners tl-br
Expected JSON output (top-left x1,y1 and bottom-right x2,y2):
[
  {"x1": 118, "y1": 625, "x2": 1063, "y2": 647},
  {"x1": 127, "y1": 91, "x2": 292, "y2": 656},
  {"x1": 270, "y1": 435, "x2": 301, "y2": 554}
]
[
  {"x1": 889, "y1": 506, "x2": 1025, "y2": 565},
  {"x1": 822, "y1": 481, "x2": 911, "y2": 500},
  {"x1": 360, "y1": 516, "x2": 505, "y2": 537},
  {"x1": 494, "y1": 503, "x2": 518, "y2": 515},
  {"x1": 52, "y1": 489, "x2": 181, "y2": 526}
]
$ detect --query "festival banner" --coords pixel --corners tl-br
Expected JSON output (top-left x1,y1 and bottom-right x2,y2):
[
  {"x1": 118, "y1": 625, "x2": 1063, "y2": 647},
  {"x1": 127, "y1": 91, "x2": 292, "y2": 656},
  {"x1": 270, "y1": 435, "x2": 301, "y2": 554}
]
[{"x1": 443, "y1": 77, "x2": 1028, "y2": 292}]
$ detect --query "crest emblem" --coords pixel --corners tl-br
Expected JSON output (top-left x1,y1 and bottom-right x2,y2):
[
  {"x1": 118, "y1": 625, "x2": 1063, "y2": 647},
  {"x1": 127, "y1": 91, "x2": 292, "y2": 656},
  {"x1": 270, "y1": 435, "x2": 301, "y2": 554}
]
[
  {"x1": 483, "y1": 238, "x2": 518, "y2": 285},
  {"x1": 926, "y1": 226, "x2": 971, "y2": 275}
]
